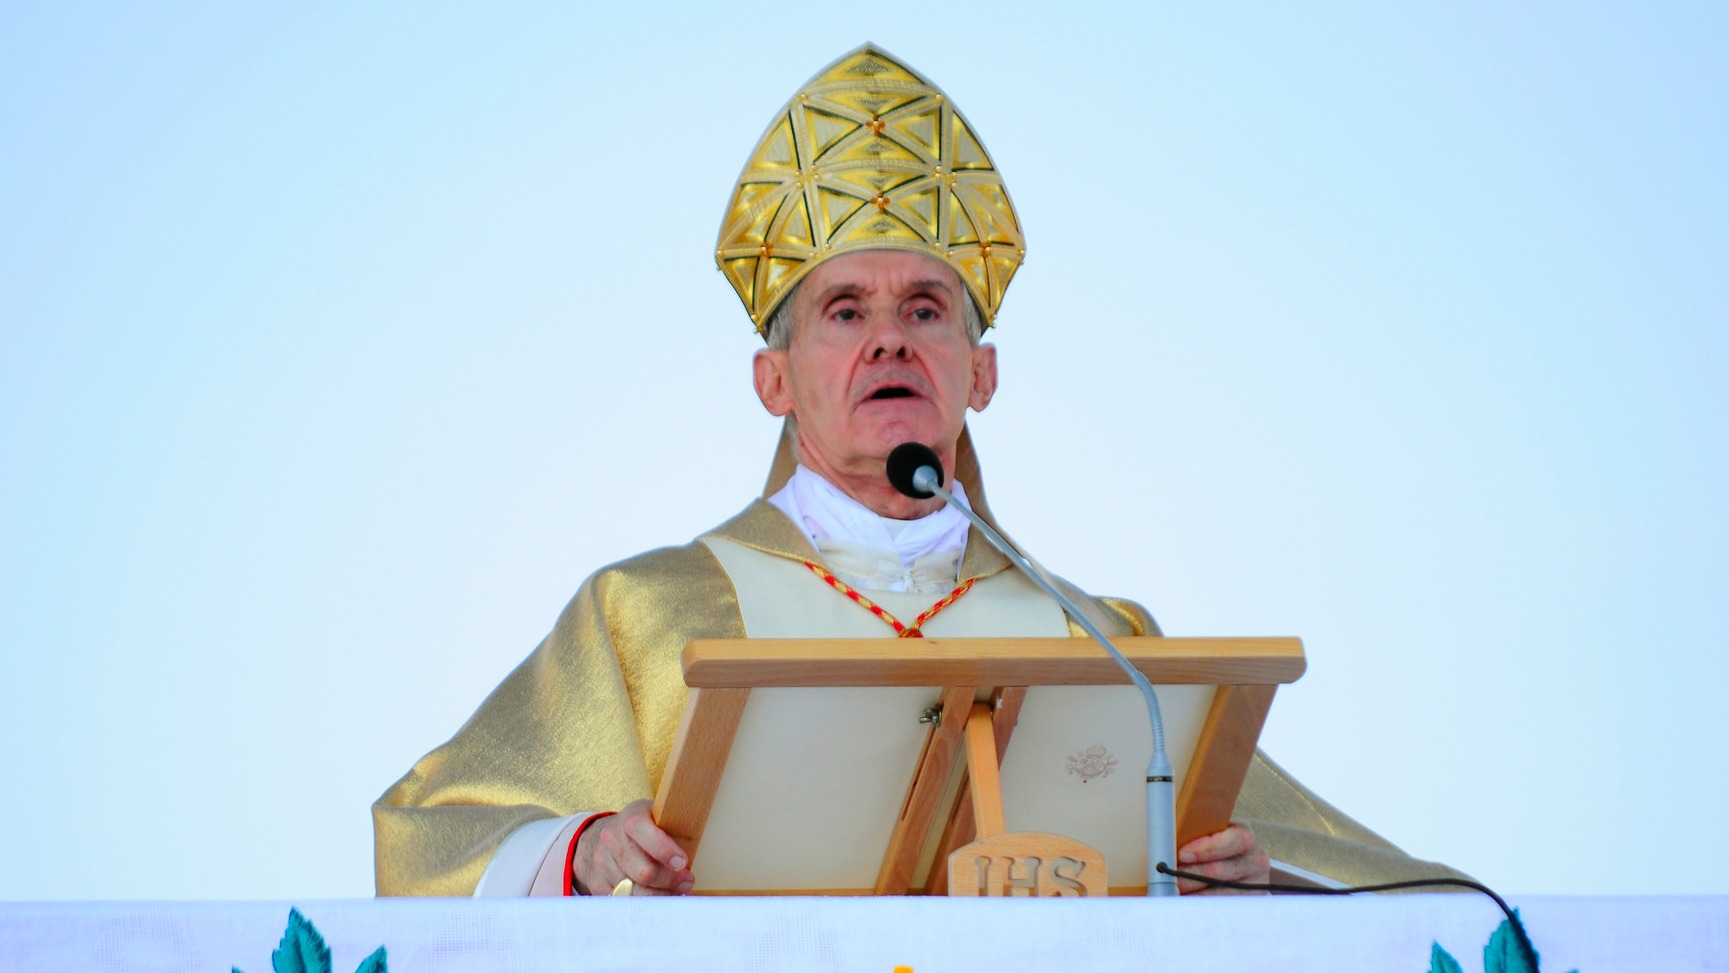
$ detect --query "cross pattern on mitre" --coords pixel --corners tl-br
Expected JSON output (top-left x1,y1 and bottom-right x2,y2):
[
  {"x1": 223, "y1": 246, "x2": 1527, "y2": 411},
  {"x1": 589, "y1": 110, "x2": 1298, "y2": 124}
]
[{"x1": 716, "y1": 44, "x2": 1026, "y2": 334}]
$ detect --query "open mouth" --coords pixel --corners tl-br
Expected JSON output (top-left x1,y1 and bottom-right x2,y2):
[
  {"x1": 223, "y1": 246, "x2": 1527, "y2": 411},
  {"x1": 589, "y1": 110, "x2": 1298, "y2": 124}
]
[{"x1": 868, "y1": 386, "x2": 917, "y2": 400}]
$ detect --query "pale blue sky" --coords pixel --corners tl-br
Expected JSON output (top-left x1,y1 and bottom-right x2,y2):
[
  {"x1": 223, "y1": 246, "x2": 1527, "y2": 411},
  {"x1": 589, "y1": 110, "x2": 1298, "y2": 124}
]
[{"x1": 2, "y1": 3, "x2": 1724, "y2": 899}]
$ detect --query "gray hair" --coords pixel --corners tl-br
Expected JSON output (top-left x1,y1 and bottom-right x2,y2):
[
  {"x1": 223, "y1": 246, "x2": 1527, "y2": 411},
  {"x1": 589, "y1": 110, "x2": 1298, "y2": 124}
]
[{"x1": 763, "y1": 279, "x2": 986, "y2": 351}]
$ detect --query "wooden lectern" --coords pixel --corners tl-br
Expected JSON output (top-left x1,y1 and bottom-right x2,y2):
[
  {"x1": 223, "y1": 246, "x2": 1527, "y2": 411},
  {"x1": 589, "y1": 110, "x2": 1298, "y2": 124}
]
[{"x1": 652, "y1": 636, "x2": 1304, "y2": 896}]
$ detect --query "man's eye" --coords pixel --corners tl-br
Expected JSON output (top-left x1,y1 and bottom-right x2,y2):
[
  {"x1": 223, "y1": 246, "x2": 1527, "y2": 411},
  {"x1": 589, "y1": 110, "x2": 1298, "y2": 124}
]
[
  {"x1": 911, "y1": 307, "x2": 939, "y2": 321},
  {"x1": 834, "y1": 308, "x2": 860, "y2": 321}
]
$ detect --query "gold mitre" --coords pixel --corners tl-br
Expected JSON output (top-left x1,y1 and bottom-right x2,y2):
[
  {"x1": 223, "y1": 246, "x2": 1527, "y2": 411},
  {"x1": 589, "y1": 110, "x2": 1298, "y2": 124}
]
[{"x1": 716, "y1": 44, "x2": 1025, "y2": 336}]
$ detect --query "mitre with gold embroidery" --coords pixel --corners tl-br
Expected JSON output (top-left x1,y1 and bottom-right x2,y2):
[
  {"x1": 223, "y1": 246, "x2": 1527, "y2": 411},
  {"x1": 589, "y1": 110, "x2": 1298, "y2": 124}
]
[{"x1": 716, "y1": 44, "x2": 1025, "y2": 336}]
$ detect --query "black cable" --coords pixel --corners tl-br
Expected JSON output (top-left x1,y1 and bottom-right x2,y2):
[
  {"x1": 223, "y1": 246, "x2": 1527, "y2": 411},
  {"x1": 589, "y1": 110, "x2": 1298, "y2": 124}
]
[{"x1": 1155, "y1": 863, "x2": 1540, "y2": 970}]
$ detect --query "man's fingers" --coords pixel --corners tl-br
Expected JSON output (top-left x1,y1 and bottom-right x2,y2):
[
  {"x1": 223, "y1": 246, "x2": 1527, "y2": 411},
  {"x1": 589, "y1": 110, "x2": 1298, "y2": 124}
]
[
  {"x1": 608, "y1": 800, "x2": 694, "y2": 892},
  {"x1": 572, "y1": 811, "x2": 691, "y2": 895},
  {"x1": 598, "y1": 825, "x2": 692, "y2": 891},
  {"x1": 1176, "y1": 822, "x2": 1252, "y2": 865},
  {"x1": 1173, "y1": 822, "x2": 1270, "y2": 895},
  {"x1": 1176, "y1": 823, "x2": 1259, "y2": 867},
  {"x1": 619, "y1": 803, "x2": 691, "y2": 873}
]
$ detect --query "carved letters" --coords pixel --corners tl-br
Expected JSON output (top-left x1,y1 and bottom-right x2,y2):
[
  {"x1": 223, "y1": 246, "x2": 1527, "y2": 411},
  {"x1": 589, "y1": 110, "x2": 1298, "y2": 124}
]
[{"x1": 947, "y1": 833, "x2": 1107, "y2": 897}]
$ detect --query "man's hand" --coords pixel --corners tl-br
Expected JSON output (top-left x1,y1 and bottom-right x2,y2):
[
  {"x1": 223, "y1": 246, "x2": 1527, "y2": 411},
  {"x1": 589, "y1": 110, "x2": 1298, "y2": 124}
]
[
  {"x1": 1173, "y1": 822, "x2": 1270, "y2": 895},
  {"x1": 573, "y1": 799, "x2": 695, "y2": 896}
]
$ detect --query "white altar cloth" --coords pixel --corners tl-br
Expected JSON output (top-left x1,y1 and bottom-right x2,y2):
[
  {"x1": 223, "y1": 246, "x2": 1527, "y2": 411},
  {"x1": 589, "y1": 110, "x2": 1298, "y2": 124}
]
[{"x1": 1, "y1": 895, "x2": 1723, "y2": 972}]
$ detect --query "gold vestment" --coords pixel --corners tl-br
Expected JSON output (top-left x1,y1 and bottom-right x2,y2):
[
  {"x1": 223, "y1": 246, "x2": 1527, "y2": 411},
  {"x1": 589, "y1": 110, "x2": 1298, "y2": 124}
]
[{"x1": 374, "y1": 430, "x2": 1462, "y2": 895}]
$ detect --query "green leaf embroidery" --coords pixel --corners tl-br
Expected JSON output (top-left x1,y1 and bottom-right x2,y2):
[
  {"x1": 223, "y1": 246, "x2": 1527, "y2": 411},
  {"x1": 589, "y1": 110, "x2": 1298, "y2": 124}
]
[
  {"x1": 235, "y1": 909, "x2": 389, "y2": 973},
  {"x1": 274, "y1": 908, "x2": 331, "y2": 973},
  {"x1": 1434, "y1": 908, "x2": 1578, "y2": 973},
  {"x1": 1429, "y1": 942, "x2": 1465, "y2": 973},
  {"x1": 1486, "y1": 915, "x2": 1532, "y2": 973}
]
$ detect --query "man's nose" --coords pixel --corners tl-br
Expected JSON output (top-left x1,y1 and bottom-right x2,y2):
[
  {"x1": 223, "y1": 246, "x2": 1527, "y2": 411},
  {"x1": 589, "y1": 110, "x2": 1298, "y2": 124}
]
[{"x1": 866, "y1": 315, "x2": 912, "y2": 360}]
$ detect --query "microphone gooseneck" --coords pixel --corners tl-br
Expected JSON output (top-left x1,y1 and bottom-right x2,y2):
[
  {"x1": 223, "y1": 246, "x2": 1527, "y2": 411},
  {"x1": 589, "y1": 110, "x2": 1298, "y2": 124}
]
[{"x1": 885, "y1": 442, "x2": 1178, "y2": 896}]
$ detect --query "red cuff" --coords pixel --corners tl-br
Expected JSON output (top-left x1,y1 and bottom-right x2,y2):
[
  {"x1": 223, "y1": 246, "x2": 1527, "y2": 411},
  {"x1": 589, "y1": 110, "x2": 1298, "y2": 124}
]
[{"x1": 564, "y1": 811, "x2": 617, "y2": 896}]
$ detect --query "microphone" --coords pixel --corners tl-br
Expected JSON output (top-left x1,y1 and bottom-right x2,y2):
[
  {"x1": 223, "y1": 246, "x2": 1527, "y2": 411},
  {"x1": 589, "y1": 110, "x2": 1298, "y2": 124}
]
[
  {"x1": 886, "y1": 441, "x2": 943, "y2": 499},
  {"x1": 885, "y1": 441, "x2": 1178, "y2": 896}
]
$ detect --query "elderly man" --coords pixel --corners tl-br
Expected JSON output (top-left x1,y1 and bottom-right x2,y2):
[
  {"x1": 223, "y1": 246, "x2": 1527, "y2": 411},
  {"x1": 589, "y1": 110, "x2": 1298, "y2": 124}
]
[{"x1": 375, "y1": 44, "x2": 1459, "y2": 898}]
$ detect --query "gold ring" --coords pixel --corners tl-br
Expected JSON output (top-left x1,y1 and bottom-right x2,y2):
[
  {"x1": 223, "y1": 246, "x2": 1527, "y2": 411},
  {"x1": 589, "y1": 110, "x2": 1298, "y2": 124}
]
[{"x1": 610, "y1": 878, "x2": 634, "y2": 897}]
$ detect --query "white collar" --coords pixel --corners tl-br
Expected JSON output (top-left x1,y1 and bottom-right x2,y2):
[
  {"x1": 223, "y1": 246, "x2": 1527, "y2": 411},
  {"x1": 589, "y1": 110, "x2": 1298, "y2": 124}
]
[{"x1": 768, "y1": 465, "x2": 971, "y2": 593}]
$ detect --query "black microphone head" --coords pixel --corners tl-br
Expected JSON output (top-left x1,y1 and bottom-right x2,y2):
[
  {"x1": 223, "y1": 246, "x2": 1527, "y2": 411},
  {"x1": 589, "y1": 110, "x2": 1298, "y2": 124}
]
[{"x1": 886, "y1": 442, "x2": 943, "y2": 499}]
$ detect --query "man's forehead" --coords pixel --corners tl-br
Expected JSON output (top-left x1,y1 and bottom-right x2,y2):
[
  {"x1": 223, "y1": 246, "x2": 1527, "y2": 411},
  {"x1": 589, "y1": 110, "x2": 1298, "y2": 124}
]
[
  {"x1": 811, "y1": 275, "x2": 960, "y2": 304},
  {"x1": 802, "y1": 251, "x2": 964, "y2": 305}
]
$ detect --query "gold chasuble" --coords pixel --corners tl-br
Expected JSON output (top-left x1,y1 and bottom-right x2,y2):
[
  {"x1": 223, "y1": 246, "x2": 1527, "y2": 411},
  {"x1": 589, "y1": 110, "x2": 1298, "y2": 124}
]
[
  {"x1": 372, "y1": 428, "x2": 1464, "y2": 896},
  {"x1": 376, "y1": 45, "x2": 1464, "y2": 897}
]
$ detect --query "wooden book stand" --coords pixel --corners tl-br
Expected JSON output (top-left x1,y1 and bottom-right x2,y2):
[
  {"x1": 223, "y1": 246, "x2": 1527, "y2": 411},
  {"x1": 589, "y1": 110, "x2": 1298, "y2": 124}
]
[{"x1": 651, "y1": 637, "x2": 1304, "y2": 896}]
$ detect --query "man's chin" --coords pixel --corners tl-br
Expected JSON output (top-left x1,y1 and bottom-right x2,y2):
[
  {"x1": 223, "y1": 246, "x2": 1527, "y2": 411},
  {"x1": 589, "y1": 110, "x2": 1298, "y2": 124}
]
[{"x1": 860, "y1": 423, "x2": 959, "y2": 459}]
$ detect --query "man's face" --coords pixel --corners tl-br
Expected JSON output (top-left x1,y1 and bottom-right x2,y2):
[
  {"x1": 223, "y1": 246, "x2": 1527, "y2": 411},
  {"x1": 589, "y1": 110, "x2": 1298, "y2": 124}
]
[{"x1": 753, "y1": 249, "x2": 998, "y2": 484}]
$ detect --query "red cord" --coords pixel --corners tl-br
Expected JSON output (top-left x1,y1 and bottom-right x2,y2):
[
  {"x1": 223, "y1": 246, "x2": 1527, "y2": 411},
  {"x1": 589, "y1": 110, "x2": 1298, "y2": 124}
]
[{"x1": 800, "y1": 561, "x2": 975, "y2": 637}]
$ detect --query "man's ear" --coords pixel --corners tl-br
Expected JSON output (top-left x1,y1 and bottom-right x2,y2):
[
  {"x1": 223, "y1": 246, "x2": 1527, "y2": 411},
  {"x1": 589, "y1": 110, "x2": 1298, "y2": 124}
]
[
  {"x1": 967, "y1": 342, "x2": 999, "y2": 412},
  {"x1": 753, "y1": 349, "x2": 795, "y2": 417}
]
